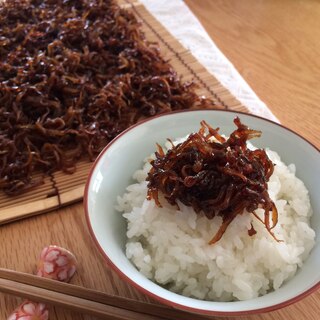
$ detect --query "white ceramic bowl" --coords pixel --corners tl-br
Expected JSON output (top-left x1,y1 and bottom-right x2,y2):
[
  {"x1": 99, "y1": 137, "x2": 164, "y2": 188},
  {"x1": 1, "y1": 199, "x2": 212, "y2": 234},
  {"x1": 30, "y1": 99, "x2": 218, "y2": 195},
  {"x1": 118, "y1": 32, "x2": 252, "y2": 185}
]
[{"x1": 84, "y1": 110, "x2": 320, "y2": 316}]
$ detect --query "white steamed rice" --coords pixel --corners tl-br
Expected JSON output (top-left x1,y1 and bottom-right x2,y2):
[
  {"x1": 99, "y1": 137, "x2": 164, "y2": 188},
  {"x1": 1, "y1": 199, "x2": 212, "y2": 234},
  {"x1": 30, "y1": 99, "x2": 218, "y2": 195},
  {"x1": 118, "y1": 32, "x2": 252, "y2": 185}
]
[{"x1": 116, "y1": 141, "x2": 315, "y2": 301}]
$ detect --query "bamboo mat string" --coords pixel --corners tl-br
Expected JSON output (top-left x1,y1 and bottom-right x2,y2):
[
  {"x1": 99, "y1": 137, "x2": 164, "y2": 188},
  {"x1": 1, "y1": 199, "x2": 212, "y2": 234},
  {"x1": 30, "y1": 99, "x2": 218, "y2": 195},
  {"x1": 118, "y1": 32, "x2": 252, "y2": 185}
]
[{"x1": 49, "y1": 172, "x2": 62, "y2": 208}]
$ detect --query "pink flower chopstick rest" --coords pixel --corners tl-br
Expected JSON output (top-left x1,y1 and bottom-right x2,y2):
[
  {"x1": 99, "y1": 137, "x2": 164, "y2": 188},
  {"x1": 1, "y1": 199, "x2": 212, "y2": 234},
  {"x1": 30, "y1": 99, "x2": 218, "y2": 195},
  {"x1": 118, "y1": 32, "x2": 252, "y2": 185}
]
[
  {"x1": 7, "y1": 246, "x2": 77, "y2": 320},
  {"x1": 37, "y1": 245, "x2": 77, "y2": 282},
  {"x1": 7, "y1": 301, "x2": 49, "y2": 320}
]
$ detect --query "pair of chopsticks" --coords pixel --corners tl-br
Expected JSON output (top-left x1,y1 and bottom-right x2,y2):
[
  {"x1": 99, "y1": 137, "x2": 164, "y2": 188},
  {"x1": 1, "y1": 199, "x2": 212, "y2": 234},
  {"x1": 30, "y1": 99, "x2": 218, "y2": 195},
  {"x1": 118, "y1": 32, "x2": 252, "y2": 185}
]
[{"x1": 0, "y1": 268, "x2": 211, "y2": 320}]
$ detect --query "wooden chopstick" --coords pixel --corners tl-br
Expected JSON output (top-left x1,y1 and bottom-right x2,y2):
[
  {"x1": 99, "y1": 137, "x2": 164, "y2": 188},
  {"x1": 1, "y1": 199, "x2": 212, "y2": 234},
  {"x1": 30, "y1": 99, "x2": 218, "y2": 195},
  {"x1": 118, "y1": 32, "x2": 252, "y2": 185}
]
[{"x1": 0, "y1": 268, "x2": 211, "y2": 320}]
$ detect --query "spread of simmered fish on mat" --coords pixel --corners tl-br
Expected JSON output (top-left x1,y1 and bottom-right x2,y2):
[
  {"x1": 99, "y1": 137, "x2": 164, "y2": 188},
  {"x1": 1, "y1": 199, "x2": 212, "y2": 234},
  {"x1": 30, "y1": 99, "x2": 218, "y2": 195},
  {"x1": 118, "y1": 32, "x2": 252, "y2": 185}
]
[{"x1": 0, "y1": 0, "x2": 246, "y2": 223}]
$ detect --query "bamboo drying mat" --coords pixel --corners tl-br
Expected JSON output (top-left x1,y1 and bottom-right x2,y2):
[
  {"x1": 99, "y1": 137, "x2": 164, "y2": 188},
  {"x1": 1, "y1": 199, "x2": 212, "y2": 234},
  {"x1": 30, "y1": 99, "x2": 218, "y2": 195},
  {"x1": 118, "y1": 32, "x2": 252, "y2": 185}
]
[{"x1": 0, "y1": 0, "x2": 248, "y2": 224}]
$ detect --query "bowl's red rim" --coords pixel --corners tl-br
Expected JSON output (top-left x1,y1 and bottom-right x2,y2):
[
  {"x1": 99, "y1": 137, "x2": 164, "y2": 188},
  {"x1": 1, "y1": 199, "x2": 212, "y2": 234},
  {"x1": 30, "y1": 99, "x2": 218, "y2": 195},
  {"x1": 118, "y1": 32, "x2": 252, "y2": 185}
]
[{"x1": 84, "y1": 109, "x2": 320, "y2": 316}]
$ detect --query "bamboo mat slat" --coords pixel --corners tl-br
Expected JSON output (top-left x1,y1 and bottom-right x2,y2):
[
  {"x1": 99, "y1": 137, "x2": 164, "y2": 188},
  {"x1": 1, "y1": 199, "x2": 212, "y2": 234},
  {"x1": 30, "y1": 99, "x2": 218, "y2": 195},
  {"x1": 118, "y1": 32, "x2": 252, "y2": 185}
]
[{"x1": 0, "y1": 0, "x2": 248, "y2": 224}]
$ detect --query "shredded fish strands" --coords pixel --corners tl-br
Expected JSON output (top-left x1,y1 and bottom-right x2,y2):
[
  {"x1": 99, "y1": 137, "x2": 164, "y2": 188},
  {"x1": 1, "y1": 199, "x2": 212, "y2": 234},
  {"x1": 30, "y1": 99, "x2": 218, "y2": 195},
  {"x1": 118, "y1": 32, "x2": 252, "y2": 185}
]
[
  {"x1": 147, "y1": 117, "x2": 280, "y2": 244},
  {"x1": 0, "y1": 0, "x2": 215, "y2": 195}
]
